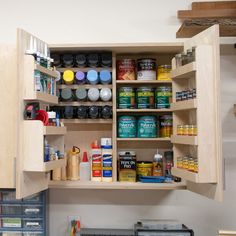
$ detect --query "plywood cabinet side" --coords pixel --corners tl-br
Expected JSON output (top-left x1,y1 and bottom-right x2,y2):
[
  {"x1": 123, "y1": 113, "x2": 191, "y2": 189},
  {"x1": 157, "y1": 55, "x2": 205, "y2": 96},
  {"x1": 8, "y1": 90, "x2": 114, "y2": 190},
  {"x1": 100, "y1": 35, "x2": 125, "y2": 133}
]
[{"x1": 0, "y1": 45, "x2": 17, "y2": 188}]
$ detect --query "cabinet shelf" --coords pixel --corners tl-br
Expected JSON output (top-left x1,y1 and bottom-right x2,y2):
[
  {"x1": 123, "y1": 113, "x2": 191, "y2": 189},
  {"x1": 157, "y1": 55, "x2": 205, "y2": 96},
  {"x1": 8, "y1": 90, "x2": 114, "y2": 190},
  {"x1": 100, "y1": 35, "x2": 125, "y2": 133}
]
[
  {"x1": 24, "y1": 91, "x2": 58, "y2": 105},
  {"x1": 58, "y1": 84, "x2": 112, "y2": 89},
  {"x1": 61, "y1": 119, "x2": 112, "y2": 124},
  {"x1": 42, "y1": 159, "x2": 66, "y2": 172},
  {"x1": 171, "y1": 62, "x2": 196, "y2": 79},
  {"x1": 171, "y1": 99, "x2": 197, "y2": 111},
  {"x1": 117, "y1": 138, "x2": 171, "y2": 142},
  {"x1": 58, "y1": 101, "x2": 112, "y2": 106},
  {"x1": 56, "y1": 67, "x2": 112, "y2": 72},
  {"x1": 171, "y1": 135, "x2": 198, "y2": 145},
  {"x1": 35, "y1": 64, "x2": 58, "y2": 78},
  {"x1": 117, "y1": 109, "x2": 171, "y2": 113},
  {"x1": 43, "y1": 126, "x2": 67, "y2": 135},
  {"x1": 116, "y1": 80, "x2": 172, "y2": 85},
  {"x1": 49, "y1": 181, "x2": 186, "y2": 190},
  {"x1": 172, "y1": 167, "x2": 198, "y2": 183}
]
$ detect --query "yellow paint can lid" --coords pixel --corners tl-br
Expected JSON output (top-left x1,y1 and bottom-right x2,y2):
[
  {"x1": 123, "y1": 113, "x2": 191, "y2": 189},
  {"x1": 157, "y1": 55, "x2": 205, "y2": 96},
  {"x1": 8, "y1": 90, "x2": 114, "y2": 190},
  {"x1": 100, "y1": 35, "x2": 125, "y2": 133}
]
[{"x1": 63, "y1": 70, "x2": 74, "y2": 83}]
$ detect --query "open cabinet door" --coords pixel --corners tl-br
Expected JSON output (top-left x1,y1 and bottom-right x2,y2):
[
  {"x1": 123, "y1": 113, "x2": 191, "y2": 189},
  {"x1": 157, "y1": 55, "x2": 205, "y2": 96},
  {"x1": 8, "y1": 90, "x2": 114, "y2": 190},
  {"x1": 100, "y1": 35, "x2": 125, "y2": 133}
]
[
  {"x1": 171, "y1": 25, "x2": 223, "y2": 201},
  {"x1": 16, "y1": 29, "x2": 49, "y2": 199}
]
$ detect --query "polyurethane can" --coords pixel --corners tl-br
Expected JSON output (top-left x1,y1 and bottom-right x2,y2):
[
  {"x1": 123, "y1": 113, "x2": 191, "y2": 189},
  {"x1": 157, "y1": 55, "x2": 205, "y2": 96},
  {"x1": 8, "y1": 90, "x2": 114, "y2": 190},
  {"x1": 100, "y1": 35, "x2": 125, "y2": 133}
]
[
  {"x1": 137, "y1": 58, "x2": 156, "y2": 80},
  {"x1": 118, "y1": 116, "x2": 136, "y2": 138},
  {"x1": 117, "y1": 59, "x2": 136, "y2": 80},
  {"x1": 137, "y1": 116, "x2": 157, "y2": 138}
]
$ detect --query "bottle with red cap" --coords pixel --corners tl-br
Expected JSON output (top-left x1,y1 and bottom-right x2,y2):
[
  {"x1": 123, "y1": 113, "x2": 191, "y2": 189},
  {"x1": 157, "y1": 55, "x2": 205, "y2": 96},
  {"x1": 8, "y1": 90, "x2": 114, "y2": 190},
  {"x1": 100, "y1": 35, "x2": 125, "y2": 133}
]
[{"x1": 79, "y1": 151, "x2": 90, "y2": 181}]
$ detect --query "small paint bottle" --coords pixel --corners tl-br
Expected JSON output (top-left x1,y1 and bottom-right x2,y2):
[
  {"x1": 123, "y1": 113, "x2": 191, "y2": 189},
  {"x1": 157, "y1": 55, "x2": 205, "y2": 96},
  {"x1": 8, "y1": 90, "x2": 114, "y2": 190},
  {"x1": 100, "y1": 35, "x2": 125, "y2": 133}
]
[
  {"x1": 87, "y1": 70, "x2": 99, "y2": 84},
  {"x1": 88, "y1": 88, "x2": 100, "y2": 102},
  {"x1": 75, "y1": 71, "x2": 86, "y2": 84},
  {"x1": 100, "y1": 70, "x2": 112, "y2": 84}
]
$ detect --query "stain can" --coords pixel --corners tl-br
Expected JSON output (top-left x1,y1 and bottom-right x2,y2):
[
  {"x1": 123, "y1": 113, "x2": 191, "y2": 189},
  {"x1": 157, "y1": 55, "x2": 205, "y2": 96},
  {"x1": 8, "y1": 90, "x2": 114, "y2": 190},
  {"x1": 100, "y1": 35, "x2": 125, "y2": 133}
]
[
  {"x1": 155, "y1": 86, "x2": 172, "y2": 108},
  {"x1": 118, "y1": 151, "x2": 136, "y2": 182},
  {"x1": 137, "y1": 58, "x2": 156, "y2": 80},
  {"x1": 118, "y1": 87, "x2": 135, "y2": 109},
  {"x1": 136, "y1": 161, "x2": 153, "y2": 181},
  {"x1": 117, "y1": 59, "x2": 136, "y2": 80},
  {"x1": 157, "y1": 65, "x2": 171, "y2": 81},
  {"x1": 136, "y1": 87, "x2": 154, "y2": 109},
  {"x1": 137, "y1": 116, "x2": 157, "y2": 138},
  {"x1": 118, "y1": 116, "x2": 136, "y2": 138},
  {"x1": 159, "y1": 115, "x2": 172, "y2": 138}
]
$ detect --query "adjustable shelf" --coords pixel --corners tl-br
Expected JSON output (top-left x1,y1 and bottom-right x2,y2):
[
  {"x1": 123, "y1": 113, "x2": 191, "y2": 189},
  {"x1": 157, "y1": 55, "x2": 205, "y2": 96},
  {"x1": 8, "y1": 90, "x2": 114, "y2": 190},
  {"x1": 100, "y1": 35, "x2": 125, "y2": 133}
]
[
  {"x1": 171, "y1": 135, "x2": 198, "y2": 145},
  {"x1": 171, "y1": 62, "x2": 196, "y2": 79},
  {"x1": 171, "y1": 99, "x2": 197, "y2": 111}
]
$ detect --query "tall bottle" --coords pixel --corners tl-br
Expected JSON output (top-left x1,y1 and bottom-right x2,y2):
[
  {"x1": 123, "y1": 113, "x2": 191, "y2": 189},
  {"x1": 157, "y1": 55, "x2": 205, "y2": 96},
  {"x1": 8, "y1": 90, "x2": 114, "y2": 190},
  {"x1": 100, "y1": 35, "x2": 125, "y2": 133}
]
[
  {"x1": 153, "y1": 149, "x2": 163, "y2": 176},
  {"x1": 67, "y1": 146, "x2": 80, "y2": 180},
  {"x1": 80, "y1": 152, "x2": 90, "y2": 181},
  {"x1": 91, "y1": 141, "x2": 102, "y2": 182},
  {"x1": 101, "y1": 138, "x2": 113, "y2": 182}
]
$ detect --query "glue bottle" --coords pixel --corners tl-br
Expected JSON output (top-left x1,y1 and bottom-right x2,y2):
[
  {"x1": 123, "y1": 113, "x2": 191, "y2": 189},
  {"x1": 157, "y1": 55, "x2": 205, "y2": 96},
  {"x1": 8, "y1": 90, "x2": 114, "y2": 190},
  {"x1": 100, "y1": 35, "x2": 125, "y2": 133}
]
[
  {"x1": 80, "y1": 152, "x2": 90, "y2": 181},
  {"x1": 91, "y1": 141, "x2": 102, "y2": 182}
]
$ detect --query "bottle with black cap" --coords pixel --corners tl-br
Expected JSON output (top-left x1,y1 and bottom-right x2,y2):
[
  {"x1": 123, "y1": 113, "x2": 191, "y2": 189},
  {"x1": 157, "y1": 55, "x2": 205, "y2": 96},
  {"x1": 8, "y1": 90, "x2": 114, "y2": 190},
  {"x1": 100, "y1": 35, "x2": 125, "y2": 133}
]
[
  {"x1": 101, "y1": 53, "x2": 112, "y2": 67},
  {"x1": 88, "y1": 106, "x2": 100, "y2": 119},
  {"x1": 101, "y1": 106, "x2": 112, "y2": 119},
  {"x1": 75, "y1": 53, "x2": 87, "y2": 67},
  {"x1": 77, "y1": 106, "x2": 87, "y2": 119},
  {"x1": 87, "y1": 53, "x2": 99, "y2": 67},
  {"x1": 62, "y1": 54, "x2": 74, "y2": 68},
  {"x1": 64, "y1": 106, "x2": 74, "y2": 119}
]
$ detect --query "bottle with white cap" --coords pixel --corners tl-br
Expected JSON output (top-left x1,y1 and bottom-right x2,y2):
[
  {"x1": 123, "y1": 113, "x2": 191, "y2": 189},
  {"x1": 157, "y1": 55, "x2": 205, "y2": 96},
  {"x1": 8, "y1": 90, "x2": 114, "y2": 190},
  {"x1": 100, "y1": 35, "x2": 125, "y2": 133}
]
[
  {"x1": 153, "y1": 149, "x2": 163, "y2": 176},
  {"x1": 101, "y1": 138, "x2": 113, "y2": 182}
]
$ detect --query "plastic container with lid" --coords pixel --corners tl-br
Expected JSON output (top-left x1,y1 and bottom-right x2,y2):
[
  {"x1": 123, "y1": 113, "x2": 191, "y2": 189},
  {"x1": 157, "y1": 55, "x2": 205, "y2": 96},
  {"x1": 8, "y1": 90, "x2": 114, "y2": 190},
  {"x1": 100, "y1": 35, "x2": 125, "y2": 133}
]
[
  {"x1": 101, "y1": 138, "x2": 112, "y2": 182},
  {"x1": 75, "y1": 71, "x2": 86, "y2": 84},
  {"x1": 63, "y1": 70, "x2": 74, "y2": 85},
  {"x1": 87, "y1": 70, "x2": 99, "y2": 84},
  {"x1": 100, "y1": 70, "x2": 112, "y2": 84}
]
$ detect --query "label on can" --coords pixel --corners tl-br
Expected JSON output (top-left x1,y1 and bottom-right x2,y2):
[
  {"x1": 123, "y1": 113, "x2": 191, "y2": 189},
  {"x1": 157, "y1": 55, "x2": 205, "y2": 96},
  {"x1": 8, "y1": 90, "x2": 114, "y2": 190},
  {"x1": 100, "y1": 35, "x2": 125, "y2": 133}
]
[
  {"x1": 137, "y1": 87, "x2": 154, "y2": 109},
  {"x1": 118, "y1": 116, "x2": 136, "y2": 138},
  {"x1": 118, "y1": 87, "x2": 135, "y2": 109},
  {"x1": 137, "y1": 162, "x2": 153, "y2": 181},
  {"x1": 155, "y1": 87, "x2": 172, "y2": 108},
  {"x1": 160, "y1": 115, "x2": 172, "y2": 138},
  {"x1": 137, "y1": 59, "x2": 156, "y2": 80},
  {"x1": 102, "y1": 154, "x2": 112, "y2": 178},
  {"x1": 138, "y1": 116, "x2": 157, "y2": 138},
  {"x1": 117, "y1": 59, "x2": 136, "y2": 80}
]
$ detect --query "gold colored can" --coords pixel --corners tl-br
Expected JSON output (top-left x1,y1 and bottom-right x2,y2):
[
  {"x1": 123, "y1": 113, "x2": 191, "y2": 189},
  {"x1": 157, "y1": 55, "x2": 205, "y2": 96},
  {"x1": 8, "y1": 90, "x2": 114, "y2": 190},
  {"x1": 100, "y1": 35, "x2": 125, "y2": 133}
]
[
  {"x1": 137, "y1": 162, "x2": 153, "y2": 181},
  {"x1": 177, "y1": 157, "x2": 183, "y2": 169},
  {"x1": 177, "y1": 125, "x2": 184, "y2": 135},
  {"x1": 157, "y1": 65, "x2": 171, "y2": 81},
  {"x1": 188, "y1": 157, "x2": 195, "y2": 172},
  {"x1": 183, "y1": 125, "x2": 189, "y2": 136},
  {"x1": 193, "y1": 125, "x2": 198, "y2": 136},
  {"x1": 183, "y1": 156, "x2": 189, "y2": 170}
]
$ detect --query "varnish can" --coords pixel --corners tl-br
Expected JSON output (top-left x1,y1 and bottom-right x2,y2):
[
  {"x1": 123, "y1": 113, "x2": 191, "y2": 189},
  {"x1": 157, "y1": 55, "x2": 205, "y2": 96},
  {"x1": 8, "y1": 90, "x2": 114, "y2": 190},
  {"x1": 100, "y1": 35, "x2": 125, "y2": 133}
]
[
  {"x1": 136, "y1": 161, "x2": 153, "y2": 181},
  {"x1": 137, "y1": 116, "x2": 157, "y2": 138},
  {"x1": 118, "y1": 151, "x2": 136, "y2": 182},
  {"x1": 118, "y1": 87, "x2": 135, "y2": 109},
  {"x1": 137, "y1": 58, "x2": 156, "y2": 80},
  {"x1": 118, "y1": 116, "x2": 136, "y2": 138},
  {"x1": 159, "y1": 115, "x2": 172, "y2": 138},
  {"x1": 117, "y1": 59, "x2": 136, "y2": 80},
  {"x1": 136, "y1": 87, "x2": 154, "y2": 109}
]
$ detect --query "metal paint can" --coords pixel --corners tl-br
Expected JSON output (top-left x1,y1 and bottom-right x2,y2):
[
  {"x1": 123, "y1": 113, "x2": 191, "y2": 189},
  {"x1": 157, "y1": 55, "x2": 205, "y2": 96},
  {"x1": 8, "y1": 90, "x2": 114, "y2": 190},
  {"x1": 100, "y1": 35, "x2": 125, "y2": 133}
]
[
  {"x1": 118, "y1": 87, "x2": 135, "y2": 109},
  {"x1": 118, "y1": 116, "x2": 136, "y2": 138},
  {"x1": 137, "y1": 58, "x2": 156, "y2": 80},
  {"x1": 155, "y1": 86, "x2": 172, "y2": 108},
  {"x1": 117, "y1": 59, "x2": 136, "y2": 80},
  {"x1": 137, "y1": 116, "x2": 157, "y2": 138},
  {"x1": 136, "y1": 161, "x2": 153, "y2": 181},
  {"x1": 136, "y1": 87, "x2": 154, "y2": 109}
]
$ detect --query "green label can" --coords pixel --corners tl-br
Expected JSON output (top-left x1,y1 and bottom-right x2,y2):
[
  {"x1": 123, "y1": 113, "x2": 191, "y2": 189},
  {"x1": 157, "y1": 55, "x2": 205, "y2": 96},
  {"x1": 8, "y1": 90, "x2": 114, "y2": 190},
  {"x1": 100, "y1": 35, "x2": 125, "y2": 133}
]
[
  {"x1": 118, "y1": 87, "x2": 135, "y2": 109},
  {"x1": 137, "y1": 116, "x2": 157, "y2": 138},
  {"x1": 118, "y1": 116, "x2": 136, "y2": 138},
  {"x1": 155, "y1": 86, "x2": 172, "y2": 108},
  {"x1": 137, "y1": 87, "x2": 154, "y2": 109}
]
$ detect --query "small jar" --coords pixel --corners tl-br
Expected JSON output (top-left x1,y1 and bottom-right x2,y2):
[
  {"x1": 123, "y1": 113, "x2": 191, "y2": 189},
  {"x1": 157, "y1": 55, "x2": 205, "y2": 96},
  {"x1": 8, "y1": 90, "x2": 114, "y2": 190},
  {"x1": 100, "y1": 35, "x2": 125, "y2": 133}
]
[
  {"x1": 193, "y1": 125, "x2": 197, "y2": 136},
  {"x1": 188, "y1": 157, "x2": 195, "y2": 172},
  {"x1": 183, "y1": 156, "x2": 189, "y2": 170},
  {"x1": 177, "y1": 125, "x2": 184, "y2": 135},
  {"x1": 176, "y1": 92, "x2": 182, "y2": 102},
  {"x1": 194, "y1": 158, "x2": 198, "y2": 173},
  {"x1": 181, "y1": 52, "x2": 188, "y2": 66},
  {"x1": 177, "y1": 156, "x2": 183, "y2": 169},
  {"x1": 181, "y1": 90, "x2": 187, "y2": 100},
  {"x1": 183, "y1": 125, "x2": 189, "y2": 136},
  {"x1": 175, "y1": 54, "x2": 182, "y2": 68}
]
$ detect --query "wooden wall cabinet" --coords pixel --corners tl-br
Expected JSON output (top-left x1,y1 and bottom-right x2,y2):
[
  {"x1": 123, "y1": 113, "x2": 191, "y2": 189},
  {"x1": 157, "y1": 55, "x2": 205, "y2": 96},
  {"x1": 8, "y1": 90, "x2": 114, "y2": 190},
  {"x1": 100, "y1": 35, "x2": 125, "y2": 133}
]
[{"x1": 0, "y1": 25, "x2": 223, "y2": 201}]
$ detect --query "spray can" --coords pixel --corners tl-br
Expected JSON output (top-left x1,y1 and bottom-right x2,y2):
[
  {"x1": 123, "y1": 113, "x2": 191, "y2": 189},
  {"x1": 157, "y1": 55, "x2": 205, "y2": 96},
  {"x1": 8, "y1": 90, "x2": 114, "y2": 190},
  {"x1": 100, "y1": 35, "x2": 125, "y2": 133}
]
[
  {"x1": 101, "y1": 138, "x2": 113, "y2": 182},
  {"x1": 91, "y1": 141, "x2": 102, "y2": 182}
]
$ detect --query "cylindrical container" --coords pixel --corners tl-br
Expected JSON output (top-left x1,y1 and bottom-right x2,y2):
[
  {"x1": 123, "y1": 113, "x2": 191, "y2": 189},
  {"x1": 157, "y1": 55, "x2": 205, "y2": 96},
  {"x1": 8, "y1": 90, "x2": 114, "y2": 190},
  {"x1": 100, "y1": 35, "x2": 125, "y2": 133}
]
[
  {"x1": 75, "y1": 71, "x2": 86, "y2": 84},
  {"x1": 117, "y1": 59, "x2": 136, "y2": 80},
  {"x1": 155, "y1": 86, "x2": 172, "y2": 108},
  {"x1": 62, "y1": 54, "x2": 74, "y2": 68},
  {"x1": 91, "y1": 141, "x2": 102, "y2": 182},
  {"x1": 118, "y1": 87, "x2": 135, "y2": 109},
  {"x1": 80, "y1": 152, "x2": 91, "y2": 181},
  {"x1": 67, "y1": 146, "x2": 80, "y2": 180},
  {"x1": 77, "y1": 106, "x2": 87, "y2": 119},
  {"x1": 183, "y1": 125, "x2": 189, "y2": 136},
  {"x1": 177, "y1": 156, "x2": 183, "y2": 169},
  {"x1": 64, "y1": 106, "x2": 74, "y2": 119},
  {"x1": 88, "y1": 106, "x2": 100, "y2": 119},
  {"x1": 87, "y1": 53, "x2": 99, "y2": 67},
  {"x1": 101, "y1": 53, "x2": 112, "y2": 67},
  {"x1": 52, "y1": 168, "x2": 61, "y2": 180},
  {"x1": 118, "y1": 116, "x2": 136, "y2": 138},
  {"x1": 136, "y1": 87, "x2": 154, "y2": 109},
  {"x1": 101, "y1": 106, "x2": 112, "y2": 119},
  {"x1": 137, "y1": 58, "x2": 156, "y2": 80},
  {"x1": 75, "y1": 88, "x2": 87, "y2": 101},
  {"x1": 137, "y1": 116, "x2": 157, "y2": 138},
  {"x1": 136, "y1": 161, "x2": 153, "y2": 181},
  {"x1": 87, "y1": 70, "x2": 99, "y2": 84},
  {"x1": 164, "y1": 151, "x2": 173, "y2": 179},
  {"x1": 157, "y1": 65, "x2": 171, "y2": 81},
  {"x1": 100, "y1": 88, "x2": 112, "y2": 101},
  {"x1": 88, "y1": 88, "x2": 100, "y2": 101},
  {"x1": 188, "y1": 157, "x2": 195, "y2": 172},
  {"x1": 118, "y1": 151, "x2": 136, "y2": 182},
  {"x1": 55, "y1": 71, "x2": 61, "y2": 84},
  {"x1": 51, "y1": 54, "x2": 61, "y2": 67},
  {"x1": 194, "y1": 157, "x2": 198, "y2": 173},
  {"x1": 60, "y1": 88, "x2": 73, "y2": 101},
  {"x1": 177, "y1": 125, "x2": 184, "y2": 135},
  {"x1": 100, "y1": 70, "x2": 112, "y2": 84},
  {"x1": 183, "y1": 156, "x2": 189, "y2": 170},
  {"x1": 159, "y1": 115, "x2": 172, "y2": 138},
  {"x1": 63, "y1": 70, "x2": 74, "y2": 85},
  {"x1": 101, "y1": 138, "x2": 113, "y2": 182},
  {"x1": 75, "y1": 54, "x2": 87, "y2": 67}
]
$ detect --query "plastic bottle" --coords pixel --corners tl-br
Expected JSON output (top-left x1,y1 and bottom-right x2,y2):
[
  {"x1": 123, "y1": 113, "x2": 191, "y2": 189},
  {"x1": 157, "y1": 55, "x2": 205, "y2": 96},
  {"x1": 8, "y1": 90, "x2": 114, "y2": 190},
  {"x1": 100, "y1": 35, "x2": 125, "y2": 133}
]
[
  {"x1": 80, "y1": 152, "x2": 91, "y2": 181},
  {"x1": 44, "y1": 139, "x2": 50, "y2": 162},
  {"x1": 91, "y1": 141, "x2": 102, "y2": 182},
  {"x1": 153, "y1": 149, "x2": 163, "y2": 176},
  {"x1": 101, "y1": 138, "x2": 113, "y2": 182}
]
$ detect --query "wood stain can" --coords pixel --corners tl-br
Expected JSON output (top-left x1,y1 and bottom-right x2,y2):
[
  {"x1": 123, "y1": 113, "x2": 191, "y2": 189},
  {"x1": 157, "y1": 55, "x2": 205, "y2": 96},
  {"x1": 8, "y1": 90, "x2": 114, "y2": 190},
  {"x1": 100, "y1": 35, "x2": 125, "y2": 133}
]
[
  {"x1": 117, "y1": 59, "x2": 136, "y2": 80},
  {"x1": 137, "y1": 58, "x2": 156, "y2": 80}
]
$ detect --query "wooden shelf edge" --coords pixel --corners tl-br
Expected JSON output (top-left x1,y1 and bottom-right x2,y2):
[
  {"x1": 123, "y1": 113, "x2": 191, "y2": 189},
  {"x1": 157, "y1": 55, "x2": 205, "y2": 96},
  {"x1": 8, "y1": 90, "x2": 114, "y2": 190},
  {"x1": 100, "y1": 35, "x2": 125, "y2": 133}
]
[
  {"x1": 58, "y1": 101, "x2": 112, "y2": 106},
  {"x1": 57, "y1": 67, "x2": 112, "y2": 72},
  {"x1": 172, "y1": 167, "x2": 198, "y2": 183},
  {"x1": 58, "y1": 84, "x2": 113, "y2": 89},
  {"x1": 117, "y1": 138, "x2": 171, "y2": 141},
  {"x1": 44, "y1": 126, "x2": 67, "y2": 135},
  {"x1": 171, "y1": 135, "x2": 198, "y2": 145},
  {"x1": 171, "y1": 99, "x2": 197, "y2": 111},
  {"x1": 24, "y1": 92, "x2": 58, "y2": 104},
  {"x1": 48, "y1": 181, "x2": 186, "y2": 190},
  {"x1": 61, "y1": 119, "x2": 113, "y2": 124},
  {"x1": 116, "y1": 80, "x2": 172, "y2": 84},
  {"x1": 117, "y1": 109, "x2": 171, "y2": 113},
  {"x1": 171, "y1": 62, "x2": 196, "y2": 79},
  {"x1": 35, "y1": 64, "x2": 58, "y2": 78}
]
